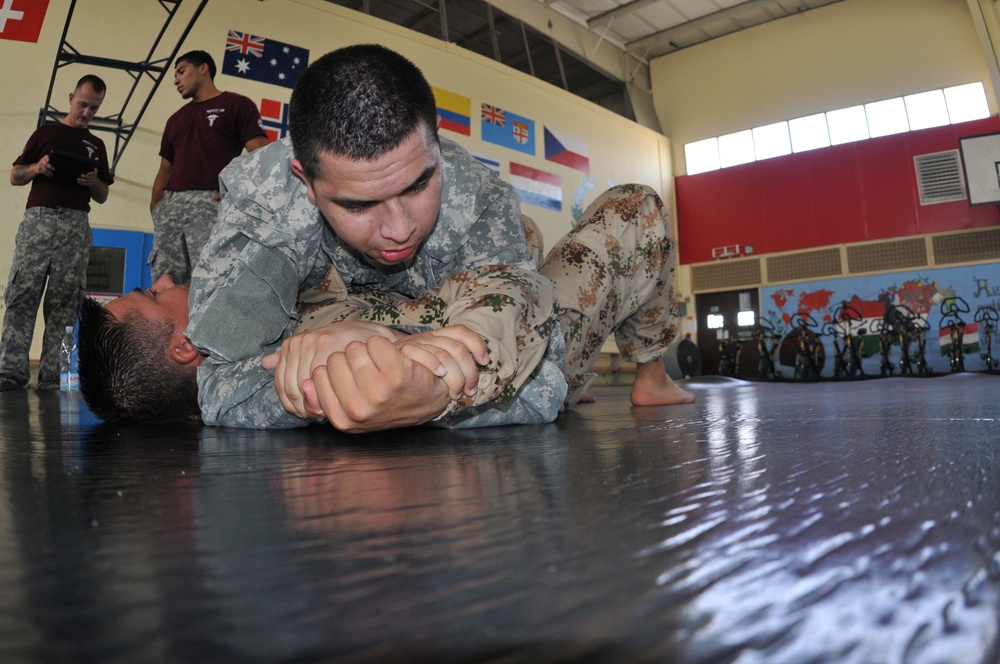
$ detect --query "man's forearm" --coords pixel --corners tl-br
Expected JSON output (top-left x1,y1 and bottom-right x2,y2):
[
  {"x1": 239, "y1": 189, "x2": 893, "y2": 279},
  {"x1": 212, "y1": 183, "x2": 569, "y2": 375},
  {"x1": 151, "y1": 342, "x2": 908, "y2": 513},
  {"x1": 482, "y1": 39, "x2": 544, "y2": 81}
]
[{"x1": 10, "y1": 164, "x2": 36, "y2": 186}]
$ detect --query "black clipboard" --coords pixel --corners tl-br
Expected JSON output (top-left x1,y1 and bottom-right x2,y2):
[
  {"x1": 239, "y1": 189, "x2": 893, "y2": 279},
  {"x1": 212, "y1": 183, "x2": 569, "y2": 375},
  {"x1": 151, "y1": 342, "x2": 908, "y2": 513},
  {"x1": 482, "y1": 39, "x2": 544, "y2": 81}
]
[{"x1": 48, "y1": 149, "x2": 98, "y2": 182}]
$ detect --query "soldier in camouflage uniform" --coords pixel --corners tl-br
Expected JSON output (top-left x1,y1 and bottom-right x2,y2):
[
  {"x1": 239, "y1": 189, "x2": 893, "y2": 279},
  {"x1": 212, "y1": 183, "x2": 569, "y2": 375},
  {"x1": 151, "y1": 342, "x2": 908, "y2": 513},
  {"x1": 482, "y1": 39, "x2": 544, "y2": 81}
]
[
  {"x1": 149, "y1": 50, "x2": 267, "y2": 283},
  {"x1": 78, "y1": 45, "x2": 693, "y2": 428},
  {"x1": 1, "y1": 75, "x2": 113, "y2": 391}
]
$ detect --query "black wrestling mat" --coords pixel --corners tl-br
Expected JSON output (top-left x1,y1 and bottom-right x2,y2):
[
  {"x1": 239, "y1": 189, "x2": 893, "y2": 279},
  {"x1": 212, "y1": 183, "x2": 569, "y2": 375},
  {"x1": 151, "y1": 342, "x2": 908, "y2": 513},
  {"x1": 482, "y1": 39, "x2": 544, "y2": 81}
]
[{"x1": 1, "y1": 374, "x2": 998, "y2": 663}]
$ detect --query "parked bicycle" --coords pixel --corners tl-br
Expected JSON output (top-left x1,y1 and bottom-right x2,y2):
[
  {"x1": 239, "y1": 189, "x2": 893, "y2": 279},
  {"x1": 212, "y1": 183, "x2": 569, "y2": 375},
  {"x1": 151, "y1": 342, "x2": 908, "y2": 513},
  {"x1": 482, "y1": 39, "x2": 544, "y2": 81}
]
[
  {"x1": 717, "y1": 318, "x2": 743, "y2": 378},
  {"x1": 939, "y1": 296, "x2": 970, "y2": 373},
  {"x1": 975, "y1": 304, "x2": 999, "y2": 371},
  {"x1": 824, "y1": 304, "x2": 867, "y2": 379},
  {"x1": 752, "y1": 318, "x2": 781, "y2": 381},
  {"x1": 786, "y1": 312, "x2": 824, "y2": 381}
]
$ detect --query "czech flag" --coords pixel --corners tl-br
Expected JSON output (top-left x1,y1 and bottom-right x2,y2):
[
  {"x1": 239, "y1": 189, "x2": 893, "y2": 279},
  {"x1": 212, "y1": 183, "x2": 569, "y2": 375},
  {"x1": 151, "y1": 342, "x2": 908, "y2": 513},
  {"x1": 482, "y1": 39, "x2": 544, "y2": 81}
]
[{"x1": 544, "y1": 127, "x2": 590, "y2": 174}]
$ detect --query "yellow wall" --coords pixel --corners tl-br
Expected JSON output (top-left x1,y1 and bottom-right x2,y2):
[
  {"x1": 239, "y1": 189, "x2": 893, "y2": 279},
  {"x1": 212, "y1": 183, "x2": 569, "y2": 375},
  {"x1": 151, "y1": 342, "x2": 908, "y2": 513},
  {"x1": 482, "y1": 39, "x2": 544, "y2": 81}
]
[
  {"x1": 0, "y1": 0, "x2": 671, "y2": 362},
  {"x1": 651, "y1": 0, "x2": 995, "y2": 175}
]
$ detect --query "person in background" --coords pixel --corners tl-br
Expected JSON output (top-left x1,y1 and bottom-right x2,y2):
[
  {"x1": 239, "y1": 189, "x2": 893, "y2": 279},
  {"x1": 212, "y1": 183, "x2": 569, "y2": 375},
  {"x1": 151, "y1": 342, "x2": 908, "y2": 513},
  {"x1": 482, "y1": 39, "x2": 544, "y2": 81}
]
[
  {"x1": 0, "y1": 75, "x2": 112, "y2": 392},
  {"x1": 149, "y1": 50, "x2": 267, "y2": 283}
]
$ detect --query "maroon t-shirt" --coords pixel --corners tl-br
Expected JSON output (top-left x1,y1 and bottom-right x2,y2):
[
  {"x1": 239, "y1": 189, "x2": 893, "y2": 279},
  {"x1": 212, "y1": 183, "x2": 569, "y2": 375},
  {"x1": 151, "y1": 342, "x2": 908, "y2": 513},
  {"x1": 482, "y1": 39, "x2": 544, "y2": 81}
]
[
  {"x1": 159, "y1": 91, "x2": 266, "y2": 191},
  {"x1": 13, "y1": 122, "x2": 113, "y2": 213}
]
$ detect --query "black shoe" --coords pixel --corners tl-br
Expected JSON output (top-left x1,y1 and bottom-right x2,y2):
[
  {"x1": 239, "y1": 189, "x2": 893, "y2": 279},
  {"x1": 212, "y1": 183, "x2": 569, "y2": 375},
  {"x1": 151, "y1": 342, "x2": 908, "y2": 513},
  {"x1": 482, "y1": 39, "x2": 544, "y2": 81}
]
[
  {"x1": 36, "y1": 381, "x2": 60, "y2": 391},
  {"x1": 0, "y1": 378, "x2": 26, "y2": 392}
]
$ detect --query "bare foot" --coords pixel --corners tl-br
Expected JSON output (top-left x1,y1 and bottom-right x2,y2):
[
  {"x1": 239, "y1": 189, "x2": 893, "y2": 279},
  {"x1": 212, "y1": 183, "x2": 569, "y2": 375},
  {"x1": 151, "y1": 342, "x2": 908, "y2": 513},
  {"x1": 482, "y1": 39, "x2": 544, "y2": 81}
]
[
  {"x1": 630, "y1": 361, "x2": 696, "y2": 406},
  {"x1": 577, "y1": 391, "x2": 597, "y2": 403}
]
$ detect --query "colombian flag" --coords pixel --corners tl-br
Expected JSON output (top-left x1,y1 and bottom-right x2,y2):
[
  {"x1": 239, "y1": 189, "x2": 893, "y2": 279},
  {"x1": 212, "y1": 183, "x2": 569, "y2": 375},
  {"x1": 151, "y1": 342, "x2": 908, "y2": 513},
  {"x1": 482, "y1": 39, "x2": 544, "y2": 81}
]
[{"x1": 432, "y1": 87, "x2": 471, "y2": 136}]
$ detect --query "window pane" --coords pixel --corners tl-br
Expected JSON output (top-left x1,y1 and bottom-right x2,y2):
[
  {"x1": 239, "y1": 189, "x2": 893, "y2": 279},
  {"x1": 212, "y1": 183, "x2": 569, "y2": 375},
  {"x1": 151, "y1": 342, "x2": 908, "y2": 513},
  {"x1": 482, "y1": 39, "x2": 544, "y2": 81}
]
[
  {"x1": 753, "y1": 121, "x2": 791, "y2": 160},
  {"x1": 706, "y1": 314, "x2": 724, "y2": 330},
  {"x1": 737, "y1": 311, "x2": 756, "y2": 327},
  {"x1": 945, "y1": 82, "x2": 990, "y2": 123},
  {"x1": 865, "y1": 97, "x2": 909, "y2": 137},
  {"x1": 904, "y1": 89, "x2": 950, "y2": 130},
  {"x1": 718, "y1": 130, "x2": 755, "y2": 168},
  {"x1": 827, "y1": 105, "x2": 870, "y2": 145},
  {"x1": 789, "y1": 113, "x2": 830, "y2": 153},
  {"x1": 685, "y1": 137, "x2": 720, "y2": 175}
]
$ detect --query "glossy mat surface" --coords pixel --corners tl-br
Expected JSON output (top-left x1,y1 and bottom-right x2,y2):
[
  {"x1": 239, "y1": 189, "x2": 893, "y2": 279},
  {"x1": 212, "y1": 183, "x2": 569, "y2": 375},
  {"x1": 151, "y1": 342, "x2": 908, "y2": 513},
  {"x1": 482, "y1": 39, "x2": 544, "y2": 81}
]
[{"x1": 1, "y1": 374, "x2": 998, "y2": 663}]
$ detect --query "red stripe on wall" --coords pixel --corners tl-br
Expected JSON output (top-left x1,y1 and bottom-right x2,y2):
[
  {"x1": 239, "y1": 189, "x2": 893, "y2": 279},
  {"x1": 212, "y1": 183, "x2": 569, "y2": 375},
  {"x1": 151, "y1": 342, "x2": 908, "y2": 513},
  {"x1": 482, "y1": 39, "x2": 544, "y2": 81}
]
[{"x1": 676, "y1": 116, "x2": 1000, "y2": 265}]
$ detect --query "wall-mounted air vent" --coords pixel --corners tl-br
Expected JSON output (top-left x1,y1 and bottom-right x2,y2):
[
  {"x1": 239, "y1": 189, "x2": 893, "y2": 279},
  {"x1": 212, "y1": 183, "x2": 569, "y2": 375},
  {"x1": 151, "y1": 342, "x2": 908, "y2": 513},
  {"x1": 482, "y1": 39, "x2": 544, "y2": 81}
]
[{"x1": 913, "y1": 150, "x2": 966, "y2": 205}]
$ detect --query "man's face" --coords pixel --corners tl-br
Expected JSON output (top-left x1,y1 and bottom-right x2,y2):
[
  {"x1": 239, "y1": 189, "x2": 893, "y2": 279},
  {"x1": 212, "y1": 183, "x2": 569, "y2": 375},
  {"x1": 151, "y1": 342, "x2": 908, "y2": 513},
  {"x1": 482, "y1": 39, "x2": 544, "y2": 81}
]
[
  {"x1": 173, "y1": 60, "x2": 204, "y2": 100},
  {"x1": 292, "y1": 124, "x2": 443, "y2": 270},
  {"x1": 104, "y1": 274, "x2": 191, "y2": 332},
  {"x1": 65, "y1": 83, "x2": 104, "y2": 129}
]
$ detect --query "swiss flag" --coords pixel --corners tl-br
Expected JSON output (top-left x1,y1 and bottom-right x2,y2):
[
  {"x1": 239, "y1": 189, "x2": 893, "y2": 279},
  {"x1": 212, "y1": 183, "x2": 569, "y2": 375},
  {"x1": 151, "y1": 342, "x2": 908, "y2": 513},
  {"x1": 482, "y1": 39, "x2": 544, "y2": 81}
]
[{"x1": 0, "y1": 0, "x2": 50, "y2": 44}]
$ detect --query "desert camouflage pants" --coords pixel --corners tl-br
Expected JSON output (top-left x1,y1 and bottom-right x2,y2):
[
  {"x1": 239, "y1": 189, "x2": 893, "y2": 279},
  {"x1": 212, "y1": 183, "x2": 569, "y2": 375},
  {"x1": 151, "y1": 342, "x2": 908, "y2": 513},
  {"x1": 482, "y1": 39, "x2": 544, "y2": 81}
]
[
  {"x1": 0, "y1": 207, "x2": 91, "y2": 387},
  {"x1": 150, "y1": 190, "x2": 218, "y2": 284},
  {"x1": 541, "y1": 184, "x2": 678, "y2": 406}
]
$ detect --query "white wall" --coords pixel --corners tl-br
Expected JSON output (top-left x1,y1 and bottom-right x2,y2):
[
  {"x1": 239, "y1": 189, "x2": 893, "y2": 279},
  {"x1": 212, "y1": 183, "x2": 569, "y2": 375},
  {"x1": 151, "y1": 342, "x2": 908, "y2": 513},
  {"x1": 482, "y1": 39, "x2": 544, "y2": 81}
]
[
  {"x1": 651, "y1": 0, "x2": 995, "y2": 175},
  {"x1": 0, "y1": 0, "x2": 671, "y2": 362}
]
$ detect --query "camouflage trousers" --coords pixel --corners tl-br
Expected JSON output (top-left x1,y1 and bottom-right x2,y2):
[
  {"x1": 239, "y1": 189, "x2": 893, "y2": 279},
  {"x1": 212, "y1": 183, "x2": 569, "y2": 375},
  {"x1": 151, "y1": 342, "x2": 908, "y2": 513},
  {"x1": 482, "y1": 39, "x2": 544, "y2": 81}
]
[
  {"x1": 297, "y1": 184, "x2": 677, "y2": 411},
  {"x1": 541, "y1": 184, "x2": 678, "y2": 406},
  {"x1": 150, "y1": 190, "x2": 218, "y2": 284},
  {"x1": 0, "y1": 207, "x2": 91, "y2": 387}
]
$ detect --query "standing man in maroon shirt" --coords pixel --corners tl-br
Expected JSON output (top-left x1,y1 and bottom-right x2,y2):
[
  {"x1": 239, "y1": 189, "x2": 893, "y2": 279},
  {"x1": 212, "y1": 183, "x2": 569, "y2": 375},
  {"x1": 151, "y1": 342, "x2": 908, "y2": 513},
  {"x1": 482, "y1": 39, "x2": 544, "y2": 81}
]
[
  {"x1": 149, "y1": 50, "x2": 267, "y2": 283},
  {"x1": 0, "y1": 74, "x2": 113, "y2": 391}
]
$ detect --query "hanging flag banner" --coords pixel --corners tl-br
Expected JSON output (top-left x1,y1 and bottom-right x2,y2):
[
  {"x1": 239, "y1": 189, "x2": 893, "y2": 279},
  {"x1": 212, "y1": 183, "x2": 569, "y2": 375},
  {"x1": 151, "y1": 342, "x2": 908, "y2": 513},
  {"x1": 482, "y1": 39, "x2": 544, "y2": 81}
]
[
  {"x1": 432, "y1": 86, "x2": 471, "y2": 136},
  {"x1": 222, "y1": 30, "x2": 309, "y2": 89},
  {"x1": 481, "y1": 103, "x2": 535, "y2": 156},
  {"x1": 0, "y1": 0, "x2": 49, "y2": 43},
  {"x1": 544, "y1": 126, "x2": 590, "y2": 174},
  {"x1": 510, "y1": 162, "x2": 561, "y2": 211},
  {"x1": 260, "y1": 98, "x2": 290, "y2": 142}
]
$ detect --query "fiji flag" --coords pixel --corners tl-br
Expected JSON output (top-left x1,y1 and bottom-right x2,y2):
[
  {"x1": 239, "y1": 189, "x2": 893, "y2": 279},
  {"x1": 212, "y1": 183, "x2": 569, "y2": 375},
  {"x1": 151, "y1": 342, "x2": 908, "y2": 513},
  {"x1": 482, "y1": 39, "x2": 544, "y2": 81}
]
[
  {"x1": 544, "y1": 127, "x2": 590, "y2": 174},
  {"x1": 260, "y1": 98, "x2": 290, "y2": 142},
  {"x1": 432, "y1": 86, "x2": 470, "y2": 136},
  {"x1": 222, "y1": 30, "x2": 308, "y2": 89},
  {"x1": 509, "y1": 162, "x2": 561, "y2": 211},
  {"x1": 481, "y1": 103, "x2": 535, "y2": 156}
]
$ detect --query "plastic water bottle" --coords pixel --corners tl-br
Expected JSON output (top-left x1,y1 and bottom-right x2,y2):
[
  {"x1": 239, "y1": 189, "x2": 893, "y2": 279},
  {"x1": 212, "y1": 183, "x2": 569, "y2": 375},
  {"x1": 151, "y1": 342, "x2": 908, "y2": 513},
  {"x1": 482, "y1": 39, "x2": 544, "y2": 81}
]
[{"x1": 59, "y1": 326, "x2": 79, "y2": 392}]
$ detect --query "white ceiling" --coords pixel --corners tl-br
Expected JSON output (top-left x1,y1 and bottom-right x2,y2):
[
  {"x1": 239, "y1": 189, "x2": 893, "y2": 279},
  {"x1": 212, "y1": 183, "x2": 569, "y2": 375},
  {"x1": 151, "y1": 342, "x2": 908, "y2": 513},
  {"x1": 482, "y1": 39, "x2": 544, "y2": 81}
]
[{"x1": 526, "y1": 0, "x2": 844, "y2": 61}]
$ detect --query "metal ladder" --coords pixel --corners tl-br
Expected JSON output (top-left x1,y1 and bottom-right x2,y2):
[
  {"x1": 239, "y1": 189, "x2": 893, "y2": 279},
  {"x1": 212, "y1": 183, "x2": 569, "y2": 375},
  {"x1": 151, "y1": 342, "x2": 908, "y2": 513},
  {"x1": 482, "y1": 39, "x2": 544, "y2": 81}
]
[{"x1": 38, "y1": 0, "x2": 209, "y2": 173}]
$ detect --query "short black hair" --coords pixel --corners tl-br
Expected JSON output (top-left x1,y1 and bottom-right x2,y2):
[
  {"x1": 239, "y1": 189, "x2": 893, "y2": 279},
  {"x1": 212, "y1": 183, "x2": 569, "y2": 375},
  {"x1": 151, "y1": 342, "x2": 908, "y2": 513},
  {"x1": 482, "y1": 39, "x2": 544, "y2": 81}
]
[
  {"x1": 176, "y1": 50, "x2": 217, "y2": 79},
  {"x1": 76, "y1": 74, "x2": 106, "y2": 96},
  {"x1": 78, "y1": 298, "x2": 200, "y2": 424},
  {"x1": 288, "y1": 44, "x2": 438, "y2": 180}
]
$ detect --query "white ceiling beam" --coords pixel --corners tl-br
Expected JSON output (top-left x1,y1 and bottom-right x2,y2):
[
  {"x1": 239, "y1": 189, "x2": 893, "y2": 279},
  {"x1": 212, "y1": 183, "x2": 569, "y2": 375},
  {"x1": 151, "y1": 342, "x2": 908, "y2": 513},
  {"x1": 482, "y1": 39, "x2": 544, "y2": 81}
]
[{"x1": 589, "y1": 0, "x2": 663, "y2": 30}]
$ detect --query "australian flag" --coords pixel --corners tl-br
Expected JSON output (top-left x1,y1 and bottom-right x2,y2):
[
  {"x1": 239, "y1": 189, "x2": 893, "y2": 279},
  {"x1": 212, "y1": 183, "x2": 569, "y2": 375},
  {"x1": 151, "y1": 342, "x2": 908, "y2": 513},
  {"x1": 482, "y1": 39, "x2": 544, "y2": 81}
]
[{"x1": 222, "y1": 30, "x2": 308, "y2": 89}]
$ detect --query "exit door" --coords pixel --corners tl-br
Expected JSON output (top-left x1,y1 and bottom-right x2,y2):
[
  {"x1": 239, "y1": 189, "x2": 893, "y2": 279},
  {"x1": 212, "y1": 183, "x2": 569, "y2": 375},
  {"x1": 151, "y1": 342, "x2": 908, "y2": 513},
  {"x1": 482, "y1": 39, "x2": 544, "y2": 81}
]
[{"x1": 695, "y1": 290, "x2": 760, "y2": 377}]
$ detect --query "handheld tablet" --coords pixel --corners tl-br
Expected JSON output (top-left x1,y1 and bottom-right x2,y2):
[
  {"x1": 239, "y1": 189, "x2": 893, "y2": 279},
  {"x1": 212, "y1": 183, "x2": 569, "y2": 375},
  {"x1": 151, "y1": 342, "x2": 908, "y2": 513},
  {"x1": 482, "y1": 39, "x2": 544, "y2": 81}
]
[{"x1": 48, "y1": 149, "x2": 99, "y2": 182}]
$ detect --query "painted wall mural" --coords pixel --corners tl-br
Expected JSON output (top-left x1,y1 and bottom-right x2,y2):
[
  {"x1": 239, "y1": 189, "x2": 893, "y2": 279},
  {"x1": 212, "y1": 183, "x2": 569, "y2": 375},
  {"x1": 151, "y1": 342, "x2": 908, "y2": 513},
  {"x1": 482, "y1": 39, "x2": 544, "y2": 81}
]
[{"x1": 760, "y1": 263, "x2": 1000, "y2": 376}]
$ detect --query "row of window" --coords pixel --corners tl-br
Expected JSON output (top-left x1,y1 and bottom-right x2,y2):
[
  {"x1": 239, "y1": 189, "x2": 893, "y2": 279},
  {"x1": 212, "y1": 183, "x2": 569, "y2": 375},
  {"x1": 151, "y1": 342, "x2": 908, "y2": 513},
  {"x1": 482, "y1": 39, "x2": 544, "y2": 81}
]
[{"x1": 684, "y1": 82, "x2": 990, "y2": 175}]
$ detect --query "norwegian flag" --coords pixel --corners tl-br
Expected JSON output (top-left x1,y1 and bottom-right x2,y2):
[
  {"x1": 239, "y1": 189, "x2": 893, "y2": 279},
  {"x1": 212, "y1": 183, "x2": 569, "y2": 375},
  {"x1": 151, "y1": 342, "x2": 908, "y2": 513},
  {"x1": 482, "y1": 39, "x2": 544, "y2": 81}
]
[
  {"x1": 226, "y1": 30, "x2": 264, "y2": 57},
  {"x1": 260, "y1": 98, "x2": 290, "y2": 142},
  {"x1": 481, "y1": 104, "x2": 505, "y2": 126}
]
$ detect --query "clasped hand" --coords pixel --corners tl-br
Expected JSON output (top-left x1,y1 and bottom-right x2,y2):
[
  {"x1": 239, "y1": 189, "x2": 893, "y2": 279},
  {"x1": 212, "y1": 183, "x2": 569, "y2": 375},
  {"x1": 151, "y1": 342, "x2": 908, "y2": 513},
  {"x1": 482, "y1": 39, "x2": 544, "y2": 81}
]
[{"x1": 262, "y1": 321, "x2": 488, "y2": 432}]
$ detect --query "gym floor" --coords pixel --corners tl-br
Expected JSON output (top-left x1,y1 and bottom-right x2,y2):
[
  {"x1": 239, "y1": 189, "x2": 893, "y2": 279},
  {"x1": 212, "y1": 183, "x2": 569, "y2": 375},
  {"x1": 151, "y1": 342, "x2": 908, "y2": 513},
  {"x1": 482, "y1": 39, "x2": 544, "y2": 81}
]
[{"x1": 0, "y1": 373, "x2": 998, "y2": 663}]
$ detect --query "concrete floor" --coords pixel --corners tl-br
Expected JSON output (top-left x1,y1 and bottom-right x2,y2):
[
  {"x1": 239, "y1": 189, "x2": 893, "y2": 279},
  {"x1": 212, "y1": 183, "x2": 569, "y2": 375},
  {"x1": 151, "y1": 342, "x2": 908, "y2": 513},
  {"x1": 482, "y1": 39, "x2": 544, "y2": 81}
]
[{"x1": 0, "y1": 373, "x2": 998, "y2": 663}]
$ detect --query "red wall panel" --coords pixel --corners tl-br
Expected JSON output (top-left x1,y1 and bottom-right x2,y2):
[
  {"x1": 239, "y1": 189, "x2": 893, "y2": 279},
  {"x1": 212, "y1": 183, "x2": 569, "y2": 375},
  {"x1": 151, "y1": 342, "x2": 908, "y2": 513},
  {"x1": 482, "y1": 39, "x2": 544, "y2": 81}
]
[{"x1": 676, "y1": 117, "x2": 1000, "y2": 265}]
